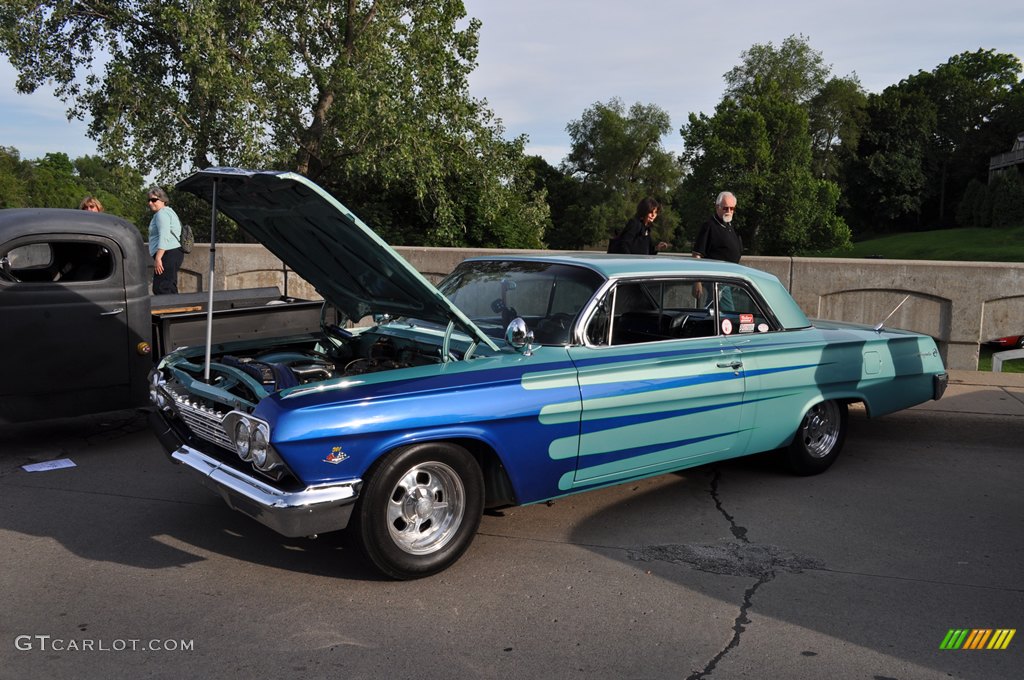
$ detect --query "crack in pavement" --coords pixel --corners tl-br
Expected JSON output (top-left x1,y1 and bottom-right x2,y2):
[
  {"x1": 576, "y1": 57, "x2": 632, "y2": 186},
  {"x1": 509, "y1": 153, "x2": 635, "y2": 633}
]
[
  {"x1": 628, "y1": 468, "x2": 824, "y2": 679},
  {"x1": 711, "y1": 467, "x2": 748, "y2": 543}
]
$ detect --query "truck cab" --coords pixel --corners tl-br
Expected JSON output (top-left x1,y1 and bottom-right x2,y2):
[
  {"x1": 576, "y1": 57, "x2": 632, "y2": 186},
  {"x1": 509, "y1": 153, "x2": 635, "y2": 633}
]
[{"x1": 0, "y1": 208, "x2": 152, "y2": 423}]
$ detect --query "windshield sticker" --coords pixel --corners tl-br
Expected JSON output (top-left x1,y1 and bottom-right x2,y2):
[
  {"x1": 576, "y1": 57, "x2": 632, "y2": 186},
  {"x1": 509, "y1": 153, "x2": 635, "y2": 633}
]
[
  {"x1": 758, "y1": 323, "x2": 769, "y2": 333},
  {"x1": 740, "y1": 314, "x2": 754, "y2": 325},
  {"x1": 739, "y1": 323, "x2": 755, "y2": 333},
  {"x1": 721, "y1": 318, "x2": 733, "y2": 335}
]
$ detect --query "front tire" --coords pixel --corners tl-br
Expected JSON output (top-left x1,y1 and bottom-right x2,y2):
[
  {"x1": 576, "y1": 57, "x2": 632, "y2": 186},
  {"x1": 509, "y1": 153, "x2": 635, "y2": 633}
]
[
  {"x1": 784, "y1": 400, "x2": 848, "y2": 476},
  {"x1": 354, "y1": 442, "x2": 484, "y2": 579}
]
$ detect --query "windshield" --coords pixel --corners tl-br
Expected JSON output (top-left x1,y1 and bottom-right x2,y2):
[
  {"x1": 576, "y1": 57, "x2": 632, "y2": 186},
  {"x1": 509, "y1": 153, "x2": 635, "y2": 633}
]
[{"x1": 436, "y1": 260, "x2": 605, "y2": 345}]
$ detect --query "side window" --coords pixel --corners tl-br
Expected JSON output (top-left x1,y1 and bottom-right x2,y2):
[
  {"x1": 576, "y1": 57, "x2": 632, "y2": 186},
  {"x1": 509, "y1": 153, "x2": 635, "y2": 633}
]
[
  {"x1": 586, "y1": 278, "x2": 778, "y2": 347},
  {"x1": 2, "y1": 241, "x2": 114, "y2": 284},
  {"x1": 607, "y1": 279, "x2": 713, "y2": 345},
  {"x1": 715, "y1": 282, "x2": 775, "y2": 336}
]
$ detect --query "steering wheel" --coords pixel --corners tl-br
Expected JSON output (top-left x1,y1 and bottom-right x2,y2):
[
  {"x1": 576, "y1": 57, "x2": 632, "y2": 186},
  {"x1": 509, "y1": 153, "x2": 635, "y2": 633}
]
[{"x1": 547, "y1": 312, "x2": 573, "y2": 330}]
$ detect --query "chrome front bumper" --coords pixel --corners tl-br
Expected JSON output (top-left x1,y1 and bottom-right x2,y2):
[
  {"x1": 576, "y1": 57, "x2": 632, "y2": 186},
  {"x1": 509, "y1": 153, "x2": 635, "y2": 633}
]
[{"x1": 171, "y1": 446, "x2": 361, "y2": 538}]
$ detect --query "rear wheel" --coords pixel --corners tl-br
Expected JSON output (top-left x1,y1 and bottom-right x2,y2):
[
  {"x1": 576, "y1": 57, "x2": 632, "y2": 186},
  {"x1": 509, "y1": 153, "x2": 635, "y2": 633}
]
[
  {"x1": 784, "y1": 400, "x2": 848, "y2": 476},
  {"x1": 354, "y1": 442, "x2": 484, "y2": 579}
]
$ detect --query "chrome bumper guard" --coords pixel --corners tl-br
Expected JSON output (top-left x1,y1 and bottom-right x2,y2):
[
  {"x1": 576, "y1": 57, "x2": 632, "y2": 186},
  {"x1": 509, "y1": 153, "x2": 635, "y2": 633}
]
[
  {"x1": 171, "y1": 446, "x2": 360, "y2": 538},
  {"x1": 933, "y1": 373, "x2": 949, "y2": 401}
]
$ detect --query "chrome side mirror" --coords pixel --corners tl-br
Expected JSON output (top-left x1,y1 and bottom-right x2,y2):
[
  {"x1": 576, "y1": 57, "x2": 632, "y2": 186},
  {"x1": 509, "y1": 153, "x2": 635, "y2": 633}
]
[
  {"x1": 372, "y1": 312, "x2": 393, "y2": 324},
  {"x1": 505, "y1": 317, "x2": 534, "y2": 356}
]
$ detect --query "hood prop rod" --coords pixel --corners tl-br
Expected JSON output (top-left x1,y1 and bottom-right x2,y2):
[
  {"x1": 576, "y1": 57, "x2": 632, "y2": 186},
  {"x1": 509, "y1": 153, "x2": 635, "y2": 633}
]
[{"x1": 202, "y1": 179, "x2": 219, "y2": 382}]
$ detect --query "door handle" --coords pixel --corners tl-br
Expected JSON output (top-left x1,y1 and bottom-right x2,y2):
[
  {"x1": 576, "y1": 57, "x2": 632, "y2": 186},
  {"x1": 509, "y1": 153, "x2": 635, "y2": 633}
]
[
  {"x1": 716, "y1": 360, "x2": 742, "y2": 370},
  {"x1": 100, "y1": 307, "x2": 125, "y2": 316}
]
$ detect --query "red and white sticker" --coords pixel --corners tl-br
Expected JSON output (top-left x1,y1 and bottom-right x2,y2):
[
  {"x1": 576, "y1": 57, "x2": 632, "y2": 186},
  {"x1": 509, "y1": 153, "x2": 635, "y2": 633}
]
[
  {"x1": 721, "y1": 318, "x2": 733, "y2": 335},
  {"x1": 739, "y1": 314, "x2": 754, "y2": 325}
]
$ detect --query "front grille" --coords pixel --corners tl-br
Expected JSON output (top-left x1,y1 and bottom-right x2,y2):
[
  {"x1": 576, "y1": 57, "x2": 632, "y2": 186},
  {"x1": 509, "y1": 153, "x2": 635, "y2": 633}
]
[{"x1": 163, "y1": 383, "x2": 236, "y2": 452}]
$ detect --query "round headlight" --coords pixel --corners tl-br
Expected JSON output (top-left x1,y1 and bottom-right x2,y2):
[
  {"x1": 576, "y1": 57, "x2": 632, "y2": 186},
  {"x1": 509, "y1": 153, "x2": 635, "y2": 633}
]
[
  {"x1": 251, "y1": 426, "x2": 269, "y2": 468},
  {"x1": 234, "y1": 420, "x2": 252, "y2": 461}
]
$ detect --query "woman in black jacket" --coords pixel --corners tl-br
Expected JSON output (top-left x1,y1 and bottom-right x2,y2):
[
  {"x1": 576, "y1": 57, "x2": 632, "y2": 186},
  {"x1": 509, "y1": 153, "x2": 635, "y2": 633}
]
[{"x1": 610, "y1": 197, "x2": 669, "y2": 254}]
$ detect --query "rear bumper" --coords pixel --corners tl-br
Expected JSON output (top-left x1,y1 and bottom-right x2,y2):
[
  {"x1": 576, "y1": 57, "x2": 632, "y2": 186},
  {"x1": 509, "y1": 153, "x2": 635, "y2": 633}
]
[{"x1": 933, "y1": 373, "x2": 949, "y2": 400}]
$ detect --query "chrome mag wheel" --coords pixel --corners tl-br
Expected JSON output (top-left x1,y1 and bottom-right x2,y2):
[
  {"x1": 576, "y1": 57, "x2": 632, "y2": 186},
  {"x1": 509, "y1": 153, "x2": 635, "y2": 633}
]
[
  {"x1": 386, "y1": 461, "x2": 466, "y2": 555},
  {"x1": 799, "y1": 400, "x2": 843, "y2": 459},
  {"x1": 785, "y1": 400, "x2": 848, "y2": 476}
]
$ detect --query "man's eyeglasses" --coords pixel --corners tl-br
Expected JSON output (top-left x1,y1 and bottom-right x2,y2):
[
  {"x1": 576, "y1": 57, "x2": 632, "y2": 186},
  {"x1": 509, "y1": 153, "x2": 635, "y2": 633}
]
[{"x1": 721, "y1": 206, "x2": 736, "y2": 212}]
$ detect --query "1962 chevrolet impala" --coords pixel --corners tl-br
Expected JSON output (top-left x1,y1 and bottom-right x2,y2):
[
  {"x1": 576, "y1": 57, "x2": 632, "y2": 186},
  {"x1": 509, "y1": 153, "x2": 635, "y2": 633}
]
[{"x1": 149, "y1": 168, "x2": 948, "y2": 579}]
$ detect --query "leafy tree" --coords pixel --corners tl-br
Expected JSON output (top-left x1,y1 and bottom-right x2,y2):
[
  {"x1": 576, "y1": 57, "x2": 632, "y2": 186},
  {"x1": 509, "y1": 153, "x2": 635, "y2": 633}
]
[
  {"x1": 0, "y1": 146, "x2": 153, "y2": 233},
  {"x1": 844, "y1": 87, "x2": 936, "y2": 232},
  {"x1": 73, "y1": 155, "x2": 147, "y2": 223},
  {"x1": 679, "y1": 37, "x2": 851, "y2": 255},
  {"x1": 724, "y1": 34, "x2": 830, "y2": 105},
  {"x1": 0, "y1": 147, "x2": 29, "y2": 208},
  {"x1": 561, "y1": 98, "x2": 682, "y2": 248},
  {"x1": 809, "y1": 76, "x2": 867, "y2": 183},
  {"x1": 22, "y1": 153, "x2": 85, "y2": 210},
  {"x1": 525, "y1": 155, "x2": 578, "y2": 249},
  {"x1": 894, "y1": 50, "x2": 1023, "y2": 225},
  {"x1": 956, "y1": 178, "x2": 987, "y2": 229},
  {"x1": 989, "y1": 170, "x2": 1024, "y2": 229},
  {"x1": 0, "y1": 0, "x2": 548, "y2": 246}
]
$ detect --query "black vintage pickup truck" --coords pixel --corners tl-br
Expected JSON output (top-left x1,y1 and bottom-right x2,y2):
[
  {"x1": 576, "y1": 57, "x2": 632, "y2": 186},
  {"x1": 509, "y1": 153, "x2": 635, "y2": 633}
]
[{"x1": 0, "y1": 208, "x2": 326, "y2": 423}]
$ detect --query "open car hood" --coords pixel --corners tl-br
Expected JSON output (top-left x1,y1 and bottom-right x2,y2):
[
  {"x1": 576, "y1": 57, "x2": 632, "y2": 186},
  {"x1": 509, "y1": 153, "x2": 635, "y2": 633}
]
[{"x1": 176, "y1": 168, "x2": 497, "y2": 350}]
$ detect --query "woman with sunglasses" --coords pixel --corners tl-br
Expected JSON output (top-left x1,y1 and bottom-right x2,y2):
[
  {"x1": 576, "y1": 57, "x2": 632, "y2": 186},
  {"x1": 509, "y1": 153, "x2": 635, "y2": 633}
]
[{"x1": 147, "y1": 187, "x2": 184, "y2": 294}]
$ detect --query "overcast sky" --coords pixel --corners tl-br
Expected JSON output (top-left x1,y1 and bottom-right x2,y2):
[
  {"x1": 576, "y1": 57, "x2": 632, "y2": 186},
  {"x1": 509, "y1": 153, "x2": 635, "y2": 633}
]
[{"x1": 1, "y1": 0, "x2": 1021, "y2": 166}]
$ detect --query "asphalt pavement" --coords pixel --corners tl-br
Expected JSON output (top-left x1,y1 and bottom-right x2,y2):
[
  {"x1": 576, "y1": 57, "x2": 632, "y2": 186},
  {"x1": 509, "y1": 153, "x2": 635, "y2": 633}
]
[{"x1": 0, "y1": 370, "x2": 1021, "y2": 680}]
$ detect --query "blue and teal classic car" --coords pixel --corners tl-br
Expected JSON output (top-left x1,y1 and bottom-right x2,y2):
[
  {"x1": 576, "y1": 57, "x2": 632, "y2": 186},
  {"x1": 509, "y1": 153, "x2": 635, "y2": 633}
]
[{"x1": 149, "y1": 168, "x2": 948, "y2": 579}]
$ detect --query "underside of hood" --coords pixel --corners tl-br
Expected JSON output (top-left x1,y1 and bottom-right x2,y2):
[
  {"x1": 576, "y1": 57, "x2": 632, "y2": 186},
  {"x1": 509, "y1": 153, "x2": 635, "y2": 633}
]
[{"x1": 175, "y1": 168, "x2": 496, "y2": 349}]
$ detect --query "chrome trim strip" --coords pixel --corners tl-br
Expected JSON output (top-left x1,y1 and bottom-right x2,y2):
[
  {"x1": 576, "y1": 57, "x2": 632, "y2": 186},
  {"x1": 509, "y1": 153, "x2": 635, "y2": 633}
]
[{"x1": 171, "y1": 446, "x2": 360, "y2": 538}]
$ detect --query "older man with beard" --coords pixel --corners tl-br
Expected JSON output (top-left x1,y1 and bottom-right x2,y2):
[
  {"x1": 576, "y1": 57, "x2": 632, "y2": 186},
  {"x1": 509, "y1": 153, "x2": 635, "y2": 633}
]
[{"x1": 692, "y1": 191, "x2": 742, "y2": 263}]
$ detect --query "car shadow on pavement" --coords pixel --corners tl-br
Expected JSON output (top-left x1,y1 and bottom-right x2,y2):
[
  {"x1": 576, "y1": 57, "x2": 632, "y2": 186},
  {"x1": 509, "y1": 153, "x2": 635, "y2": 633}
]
[
  {"x1": 0, "y1": 410, "x2": 387, "y2": 581},
  {"x1": 558, "y1": 408, "x2": 1023, "y2": 680}
]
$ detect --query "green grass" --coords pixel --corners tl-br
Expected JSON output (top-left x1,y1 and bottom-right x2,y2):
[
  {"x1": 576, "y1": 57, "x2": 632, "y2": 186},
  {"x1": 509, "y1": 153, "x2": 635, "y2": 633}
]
[
  {"x1": 978, "y1": 345, "x2": 1024, "y2": 373},
  {"x1": 818, "y1": 226, "x2": 1024, "y2": 262}
]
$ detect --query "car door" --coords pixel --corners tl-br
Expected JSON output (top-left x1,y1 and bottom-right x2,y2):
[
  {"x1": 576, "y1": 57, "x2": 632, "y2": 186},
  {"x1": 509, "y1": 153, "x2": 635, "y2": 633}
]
[
  {"x1": 0, "y1": 235, "x2": 132, "y2": 420},
  {"x1": 562, "y1": 277, "x2": 746, "y2": 488}
]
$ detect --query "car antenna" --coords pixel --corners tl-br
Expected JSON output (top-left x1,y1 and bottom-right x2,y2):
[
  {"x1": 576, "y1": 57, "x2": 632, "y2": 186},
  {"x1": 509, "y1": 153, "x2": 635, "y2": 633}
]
[{"x1": 874, "y1": 294, "x2": 910, "y2": 332}]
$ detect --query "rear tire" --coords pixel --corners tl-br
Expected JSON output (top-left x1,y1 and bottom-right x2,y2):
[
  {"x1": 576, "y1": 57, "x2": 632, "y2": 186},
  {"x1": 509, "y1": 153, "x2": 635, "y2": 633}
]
[
  {"x1": 784, "y1": 400, "x2": 848, "y2": 476},
  {"x1": 354, "y1": 442, "x2": 484, "y2": 579}
]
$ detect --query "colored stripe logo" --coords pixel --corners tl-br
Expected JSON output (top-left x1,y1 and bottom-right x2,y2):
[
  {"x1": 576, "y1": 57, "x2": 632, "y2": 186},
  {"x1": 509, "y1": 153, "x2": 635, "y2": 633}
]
[{"x1": 940, "y1": 629, "x2": 1015, "y2": 650}]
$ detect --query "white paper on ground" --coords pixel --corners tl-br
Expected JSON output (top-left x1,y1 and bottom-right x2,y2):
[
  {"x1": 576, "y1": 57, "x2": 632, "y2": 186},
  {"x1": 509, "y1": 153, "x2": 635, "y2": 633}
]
[{"x1": 21, "y1": 458, "x2": 76, "y2": 473}]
